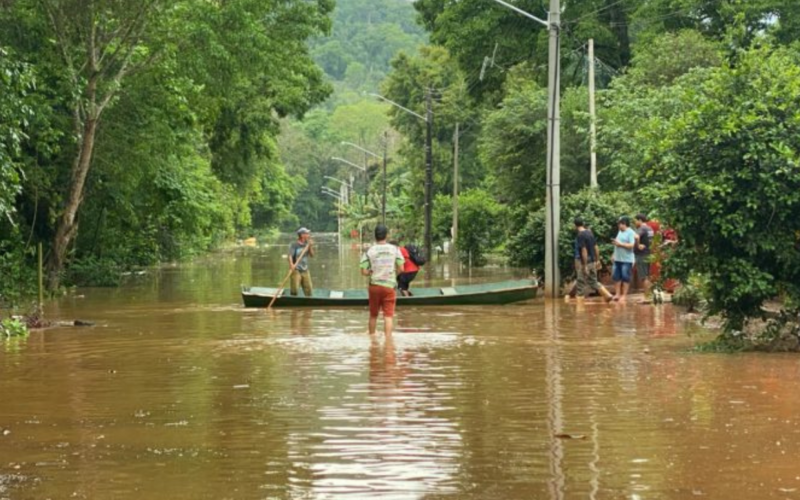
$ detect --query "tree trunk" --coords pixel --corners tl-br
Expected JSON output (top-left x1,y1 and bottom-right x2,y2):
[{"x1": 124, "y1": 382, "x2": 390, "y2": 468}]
[{"x1": 46, "y1": 115, "x2": 98, "y2": 291}]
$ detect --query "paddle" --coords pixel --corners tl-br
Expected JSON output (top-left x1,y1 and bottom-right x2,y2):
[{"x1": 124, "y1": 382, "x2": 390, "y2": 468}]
[{"x1": 268, "y1": 242, "x2": 311, "y2": 309}]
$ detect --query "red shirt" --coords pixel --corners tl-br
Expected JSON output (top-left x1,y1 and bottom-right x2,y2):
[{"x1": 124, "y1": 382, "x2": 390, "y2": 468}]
[{"x1": 399, "y1": 246, "x2": 420, "y2": 273}]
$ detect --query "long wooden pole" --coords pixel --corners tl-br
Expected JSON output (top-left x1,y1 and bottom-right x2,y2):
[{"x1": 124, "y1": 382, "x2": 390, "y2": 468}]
[{"x1": 267, "y1": 242, "x2": 311, "y2": 309}]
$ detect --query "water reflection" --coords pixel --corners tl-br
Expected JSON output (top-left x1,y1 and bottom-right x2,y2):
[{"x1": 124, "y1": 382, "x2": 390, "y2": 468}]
[{"x1": 284, "y1": 332, "x2": 462, "y2": 499}]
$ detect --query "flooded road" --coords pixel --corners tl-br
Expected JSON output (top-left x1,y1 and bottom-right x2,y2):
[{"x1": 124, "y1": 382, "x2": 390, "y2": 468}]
[{"x1": 2, "y1": 235, "x2": 800, "y2": 499}]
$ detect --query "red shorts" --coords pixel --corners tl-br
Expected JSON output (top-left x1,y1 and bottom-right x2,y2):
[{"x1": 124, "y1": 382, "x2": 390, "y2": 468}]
[{"x1": 368, "y1": 285, "x2": 397, "y2": 318}]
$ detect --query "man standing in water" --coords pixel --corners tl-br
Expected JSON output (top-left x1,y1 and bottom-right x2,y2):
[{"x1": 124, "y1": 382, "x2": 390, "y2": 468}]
[
  {"x1": 611, "y1": 216, "x2": 637, "y2": 303},
  {"x1": 360, "y1": 224, "x2": 405, "y2": 335},
  {"x1": 574, "y1": 218, "x2": 613, "y2": 302},
  {"x1": 288, "y1": 227, "x2": 314, "y2": 296},
  {"x1": 634, "y1": 214, "x2": 654, "y2": 300}
]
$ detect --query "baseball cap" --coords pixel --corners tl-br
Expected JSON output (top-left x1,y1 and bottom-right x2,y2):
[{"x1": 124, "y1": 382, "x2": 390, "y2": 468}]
[{"x1": 297, "y1": 227, "x2": 311, "y2": 235}]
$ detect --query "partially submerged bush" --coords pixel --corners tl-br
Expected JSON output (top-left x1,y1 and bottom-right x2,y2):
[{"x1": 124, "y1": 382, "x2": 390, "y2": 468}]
[
  {"x1": 1, "y1": 317, "x2": 28, "y2": 338},
  {"x1": 672, "y1": 274, "x2": 709, "y2": 313},
  {"x1": 64, "y1": 257, "x2": 122, "y2": 287}
]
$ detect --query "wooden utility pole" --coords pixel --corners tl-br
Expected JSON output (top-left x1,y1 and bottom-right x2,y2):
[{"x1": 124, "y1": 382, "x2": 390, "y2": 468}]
[
  {"x1": 589, "y1": 38, "x2": 598, "y2": 189},
  {"x1": 452, "y1": 122, "x2": 459, "y2": 252}
]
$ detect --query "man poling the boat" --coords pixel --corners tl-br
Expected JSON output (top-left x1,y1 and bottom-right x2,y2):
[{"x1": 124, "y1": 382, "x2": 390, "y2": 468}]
[
  {"x1": 360, "y1": 224, "x2": 405, "y2": 335},
  {"x1": 288, "y1": 227, "x2": 315, "y2": 297}
]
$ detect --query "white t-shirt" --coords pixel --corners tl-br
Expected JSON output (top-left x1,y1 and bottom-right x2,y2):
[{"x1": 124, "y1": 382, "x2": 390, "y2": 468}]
[{"x1": 360, "y1": 243, "x2": 405, "y2": 288}]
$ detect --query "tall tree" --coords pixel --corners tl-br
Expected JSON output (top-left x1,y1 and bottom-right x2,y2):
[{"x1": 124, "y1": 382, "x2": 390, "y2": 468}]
[
  {"x1": 414, "y1": 0, "x2": 642, "y2": 102},
  {"x1": 1, "y1": 0, "x2": 334, "y2": 289}
]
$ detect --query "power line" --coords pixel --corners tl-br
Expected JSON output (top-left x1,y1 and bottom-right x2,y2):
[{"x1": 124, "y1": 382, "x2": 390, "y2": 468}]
[{"x1": 565, "y1": 0, "x2": 631, "y2": 26}]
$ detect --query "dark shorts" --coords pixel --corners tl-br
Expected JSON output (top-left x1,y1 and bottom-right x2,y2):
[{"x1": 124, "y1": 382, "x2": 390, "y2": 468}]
[
  {"x1": 397, "y1": 271, "x2": 418, "y2": 291},
  {"x1": 369, "y1": 285, "x2": 397, "y2": 318},
  {"x1": 612, "y1": 262, "x2": 633, "y2": 283},
  {"x1": 636, "y1": 257, "x2": 650, "y2": 280}
]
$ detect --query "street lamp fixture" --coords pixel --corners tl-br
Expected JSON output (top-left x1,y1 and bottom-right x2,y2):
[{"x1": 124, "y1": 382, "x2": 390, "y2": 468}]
[
  {"x1": 341, "y1": 142, "x2": 380, "y2": 159},
  {"x1": 324, "y1": 176, "x2": 353, "y2": 188},
  {"x1": 341, "y1": 140, "x2": 389, "y2": 223},
  {"x1": 331, "y1": 156, "x2": 365, "y2": 171},
  {"x1": 368, "y1": 93, "x2": 427, "y2": 122}
]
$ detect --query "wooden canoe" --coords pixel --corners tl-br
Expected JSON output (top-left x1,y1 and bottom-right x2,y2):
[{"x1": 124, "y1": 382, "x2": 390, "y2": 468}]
[{"x1": 241, "y1": 279, "x2": 538, "y2": 308}]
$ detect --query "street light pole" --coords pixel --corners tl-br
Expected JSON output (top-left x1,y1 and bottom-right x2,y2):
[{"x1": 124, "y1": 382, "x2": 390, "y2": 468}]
[
  {"x1": 341, "y1": 141, "x2": 384, "y2": 223},
  {"x1": 489, "y1": 0, "x2": 560, "y2": 299},
  {"x1": 324, "y1": 175, "x2": 353, "y2": 205},
  {"x1": 321, "y1": 189, "x2": 343, "y2": 241},
  {"x1": 424, "y1": 89, "x2": 434, "y2": 264}
]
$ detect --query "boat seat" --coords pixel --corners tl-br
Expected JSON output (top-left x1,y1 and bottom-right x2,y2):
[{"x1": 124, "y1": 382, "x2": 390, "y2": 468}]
[
  {"x1": 440, "y1": 287, "x2": 458, "y2": 296},
  {"x1": 329, "y1": 290, "x2": 344, "y2": 299}
]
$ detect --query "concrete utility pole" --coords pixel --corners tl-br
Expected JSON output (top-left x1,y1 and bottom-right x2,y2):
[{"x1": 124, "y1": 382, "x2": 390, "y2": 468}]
[
  {"x1": 382, "y1": 131, "x2": 388, "y2": 223},
  {"x1": 452, "y1": 122, "x2": 459, "y2": 252},
  {"x1": 544, "y1": 0, "x2": 561, "y2": 299},
  {"x1": 589, "y1": 38, "x2": 598, "y2": 189},
  {"x1": 424, "y1": 89, "x2": 434, "y2": 264},
  {"x1": 489, "y1": 0, "x2": 561, "y2": 299}
]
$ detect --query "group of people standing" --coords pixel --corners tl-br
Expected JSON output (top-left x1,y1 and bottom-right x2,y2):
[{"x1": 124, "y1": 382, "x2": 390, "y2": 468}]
[
  {"x1": 287, "y1": 224, "x2": 423, "y2": 335},
  {"x1": 573, "y1": 214, "x2": 655, "y2": 303}
]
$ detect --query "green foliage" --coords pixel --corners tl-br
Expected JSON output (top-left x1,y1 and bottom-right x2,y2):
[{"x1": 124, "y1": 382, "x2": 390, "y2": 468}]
[
  {"x1": 415, "y1": 0, "x2": 639, "y2": 101},
  {"x1": 0, "y1": 47, "x2": 36, "y2": 221},
  {"x1": 479, "y1": 73, "x2": 593, "y2": 210},
  {"x1": 630, "y1": 0, "x2": 800, "y2": 50},
  {"x1": 0, "y1": 0, "x2": 334, "y2": 291},
  {"x1": 507, "y1": 189, "x2": 634, "y2": 282},
  {"x1": 672, "y1": 274, "x2": 709, "y2": 313},
  {"x1": 280, "y1": 0, "x2": 428, "y2": 234},
  {"x1": 64, "y1": 256, "x2": 122, "y2": 288},
  {"x1": 381, "y1": 45, "x2": 482, "y2": 218},
  {"x1": 598, "y1": 66, "x2": 717, "y2": 192},
  {"x1": 1, "y1": 318, "x2": 28, "y2": 338},
  {"x1": 434, "y1": 189, "x2": 507, "y2": 266},
  {"x1": 311, "y1": 0, "x2": 426, "y2": 92},
  {"x1": 0, "y1": 235, "x2": 37, "y2": 308},
  {"x1": 648, "y1": 45, "x2": 800, "y2": 332},
  {"x1": 626, "y1": 30, "x2": 722, "y2": 87}
]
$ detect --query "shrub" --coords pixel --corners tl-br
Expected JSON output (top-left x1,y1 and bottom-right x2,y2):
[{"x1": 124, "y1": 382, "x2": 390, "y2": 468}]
[
  {"x1": 0, "y1": 238, "x2": 37, "y2": 308},
  {"x1": 651, "y1": 46, "x2": 800, "y2": 332},
  {"x1": 64, "y1": 256, "x2": 122, "y2": 288},
  {"x1": 672, "y1": 274, "x2": 709, "y2": 313},
  {"x1": 434, "y1": 189, "x2": 508, "y2": 266},
  {"x1": 1, "y1": 317, "x2": 28, "y2": 338}
]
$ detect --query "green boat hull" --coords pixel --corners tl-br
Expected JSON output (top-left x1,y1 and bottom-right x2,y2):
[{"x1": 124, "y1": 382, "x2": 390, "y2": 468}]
[{"x1": 242, "y1": 279, "x2": 538, "y2": 308}]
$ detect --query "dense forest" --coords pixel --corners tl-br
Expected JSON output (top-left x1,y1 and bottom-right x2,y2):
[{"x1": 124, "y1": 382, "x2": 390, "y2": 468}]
[{"x1": 3, "y1": 0, "x2": 800, "y2": 341}]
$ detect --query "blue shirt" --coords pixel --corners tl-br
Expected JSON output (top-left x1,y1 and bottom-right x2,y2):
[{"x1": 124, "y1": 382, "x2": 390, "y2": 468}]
[{"x1": 613, "y1": 228, "x2": 636, "y2": 264}]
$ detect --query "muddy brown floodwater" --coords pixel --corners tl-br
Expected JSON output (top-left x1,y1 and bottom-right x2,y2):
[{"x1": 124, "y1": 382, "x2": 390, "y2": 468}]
[{"x1": 2, "y1": 234, "x2": 800, "y2": 500}]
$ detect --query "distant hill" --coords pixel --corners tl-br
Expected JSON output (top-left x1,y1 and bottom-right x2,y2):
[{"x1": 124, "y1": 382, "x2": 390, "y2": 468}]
[{"x1": 311, "y1": 0, "x2": 427, "y2": 93}]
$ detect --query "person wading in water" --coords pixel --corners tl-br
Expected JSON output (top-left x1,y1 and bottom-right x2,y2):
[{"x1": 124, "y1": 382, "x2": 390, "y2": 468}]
[{"x1": 360, "y1": 224, "x2": 405, "y2": 335}]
